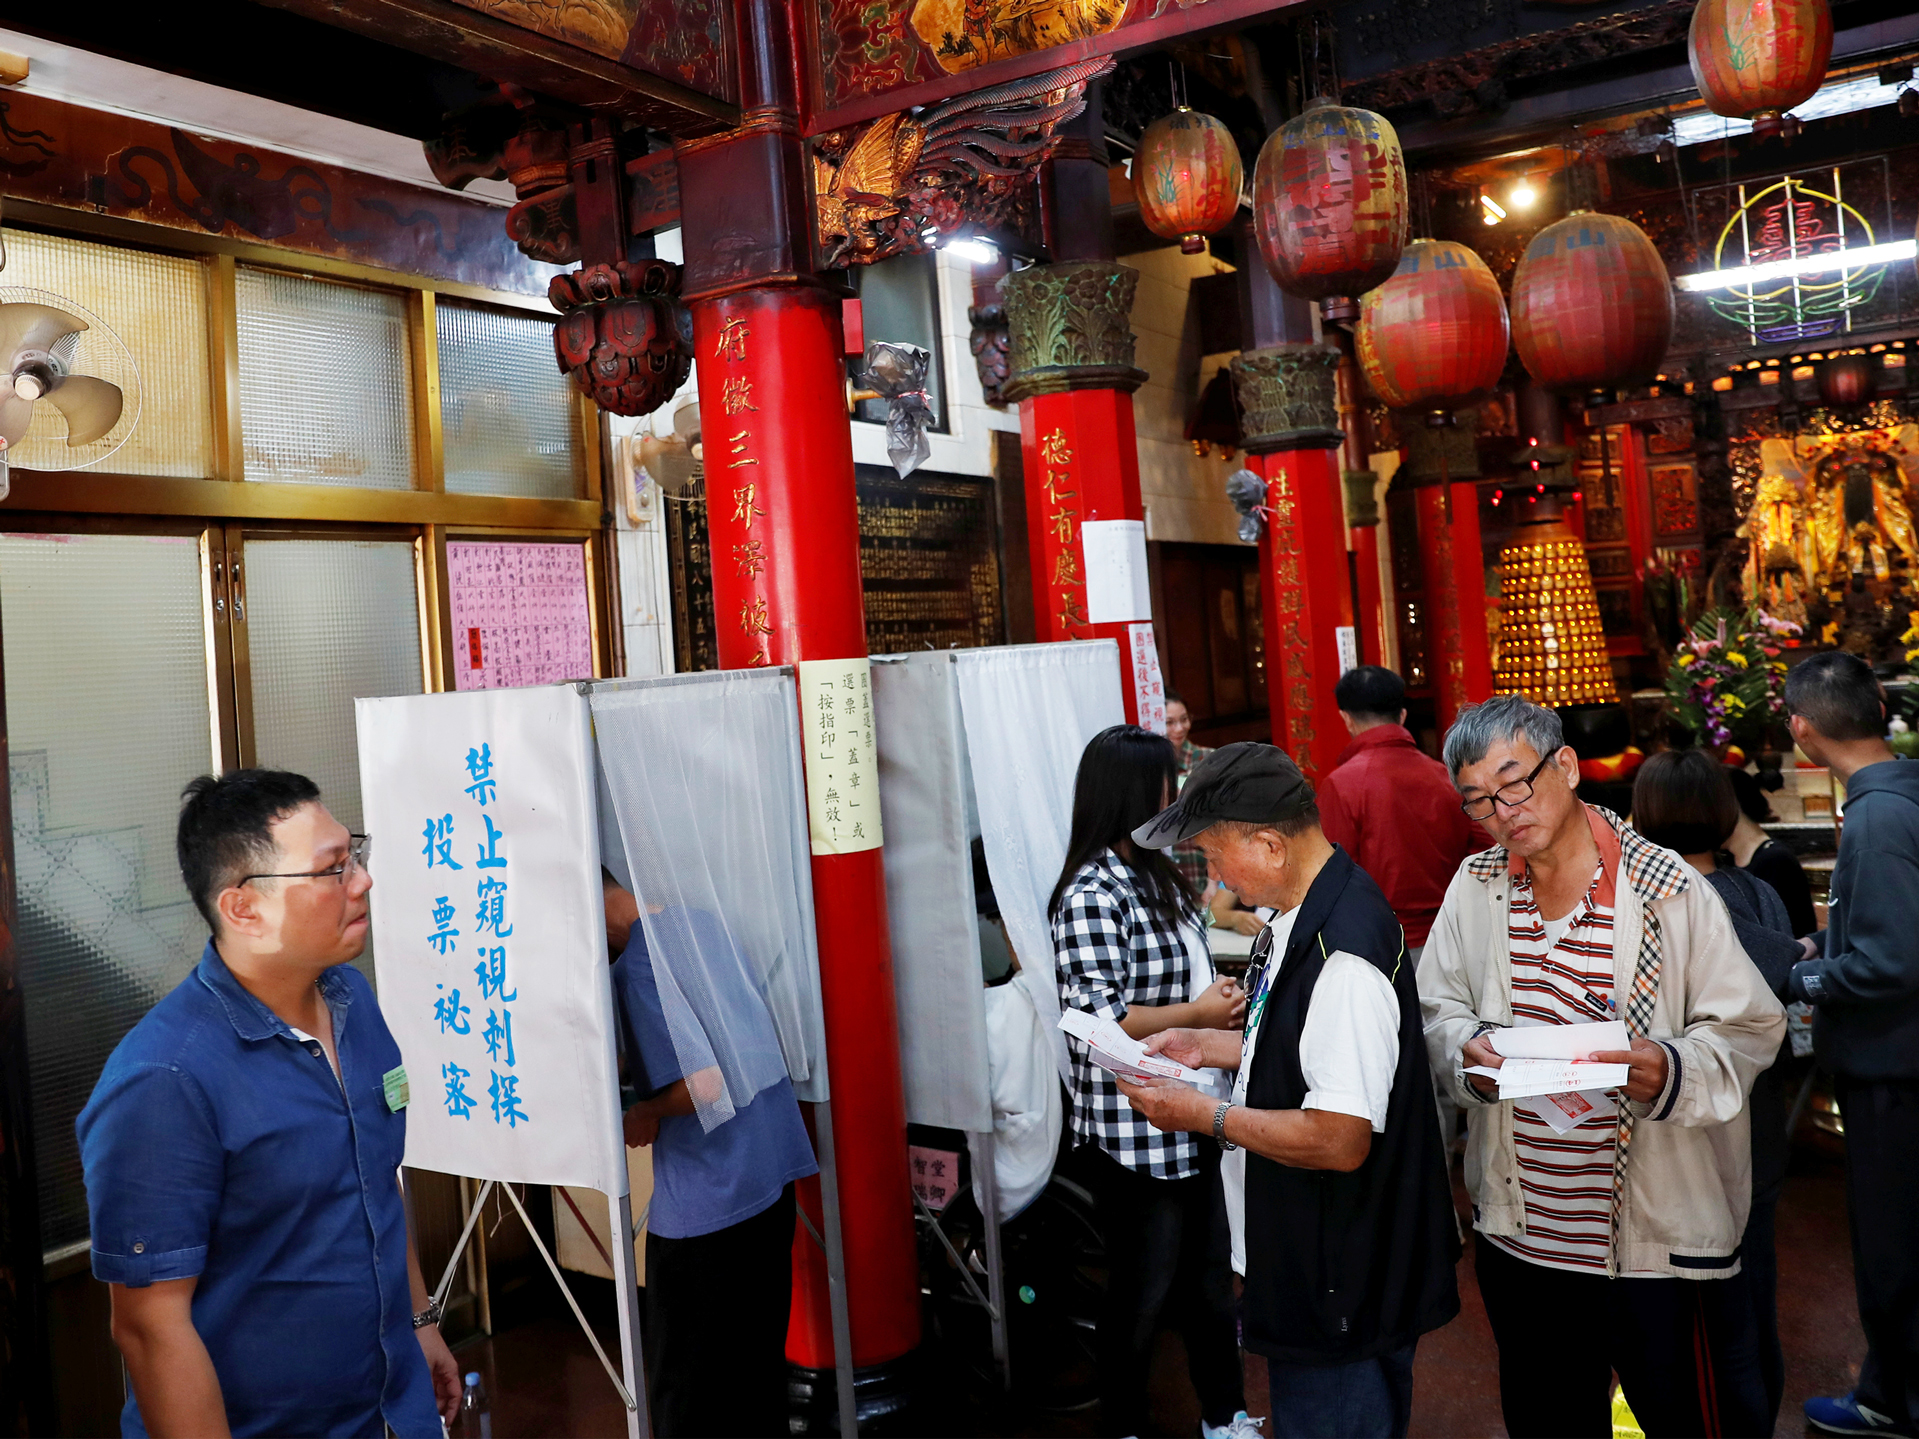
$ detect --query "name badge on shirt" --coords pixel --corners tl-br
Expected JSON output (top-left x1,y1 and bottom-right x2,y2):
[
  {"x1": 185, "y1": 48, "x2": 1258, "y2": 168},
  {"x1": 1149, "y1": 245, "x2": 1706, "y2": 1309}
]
[{"x1": 383, "y1": 1065, "x2": 410, "y2": 1112}]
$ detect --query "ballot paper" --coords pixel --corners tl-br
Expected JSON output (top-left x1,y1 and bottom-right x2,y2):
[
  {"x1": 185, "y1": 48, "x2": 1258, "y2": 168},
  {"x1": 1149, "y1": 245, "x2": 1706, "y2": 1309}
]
[
  {"x1": 1057, "y1": 1009, "x2": 1205, "y2": 1088},
  {"x1": 1465, "y1": 1059, "x2": 1632, "y2": 1099},
  {"x1": 1489, "y1": 1018, "x2": 1630, "y2": 1060}
]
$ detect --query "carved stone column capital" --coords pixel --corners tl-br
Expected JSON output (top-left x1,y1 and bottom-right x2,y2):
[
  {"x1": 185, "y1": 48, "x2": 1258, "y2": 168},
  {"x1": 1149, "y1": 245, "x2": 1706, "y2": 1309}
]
[
  {"x1": 1001, "y1": 260, "x2": 1147, "y2": 402},
  {"x1": 1230, "y1": 343, "x2": 1343, "y2": 454},
  {"x1": 1394, "y1": 413, "x2": 1482, "y2": 486},
  {"x1": 1343, "y1": 470, "x2": 1381, "y2": 528}
]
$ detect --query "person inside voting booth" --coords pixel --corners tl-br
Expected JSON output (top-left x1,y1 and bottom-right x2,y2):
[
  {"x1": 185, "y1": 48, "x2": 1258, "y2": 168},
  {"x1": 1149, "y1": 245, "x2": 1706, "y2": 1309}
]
[{"x1": 601, "y1": 871, "x2": 817, "y2": 1439}]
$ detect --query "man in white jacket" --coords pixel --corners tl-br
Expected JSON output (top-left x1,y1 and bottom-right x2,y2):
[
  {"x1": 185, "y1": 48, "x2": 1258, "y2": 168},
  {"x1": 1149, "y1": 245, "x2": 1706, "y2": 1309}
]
[{"x1": 1418, "y1": 695, "x2": 1784, "y2": 1439}]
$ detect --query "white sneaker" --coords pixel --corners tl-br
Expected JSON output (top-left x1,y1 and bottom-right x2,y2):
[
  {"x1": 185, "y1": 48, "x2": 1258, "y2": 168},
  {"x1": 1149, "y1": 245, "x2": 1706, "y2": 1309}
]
[{"x1": 1201, "y1": 1412, "x2": 1266, "y2": 1439}]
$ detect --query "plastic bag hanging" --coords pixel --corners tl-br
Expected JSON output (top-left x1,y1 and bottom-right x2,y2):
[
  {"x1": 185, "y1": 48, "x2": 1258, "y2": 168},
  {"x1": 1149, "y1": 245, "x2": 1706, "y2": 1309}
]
[
  {"x1": 862, "y1": 341, "x2": 935, "y2": 478},
  {"x1": 1226, "y1": 468, "x2": 1267, "y2": 544}
]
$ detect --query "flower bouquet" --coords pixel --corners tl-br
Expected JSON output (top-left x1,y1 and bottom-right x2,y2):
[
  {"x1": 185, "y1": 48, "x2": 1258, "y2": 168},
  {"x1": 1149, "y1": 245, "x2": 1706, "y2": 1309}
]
[{"x1": 1663, "y1": 607, "x2": 1800, "y2": 751}]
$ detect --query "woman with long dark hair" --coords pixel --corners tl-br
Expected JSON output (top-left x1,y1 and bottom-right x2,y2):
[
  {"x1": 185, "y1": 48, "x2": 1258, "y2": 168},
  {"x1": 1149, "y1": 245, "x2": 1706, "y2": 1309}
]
[{"x1": 1051, "y1": 724, "x2": 1255, "y2": 1439}]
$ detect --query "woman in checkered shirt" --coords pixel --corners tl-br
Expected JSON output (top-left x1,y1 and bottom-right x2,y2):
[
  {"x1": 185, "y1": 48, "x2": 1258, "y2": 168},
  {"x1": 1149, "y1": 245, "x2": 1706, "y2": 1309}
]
[{"x1": 1050, "y1": 724, "x2": 1256, "y2": 1439}]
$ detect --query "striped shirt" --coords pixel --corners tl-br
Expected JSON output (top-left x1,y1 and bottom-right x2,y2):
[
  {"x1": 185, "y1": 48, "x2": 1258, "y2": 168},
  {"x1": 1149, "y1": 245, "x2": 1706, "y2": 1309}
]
[{"x1": 1486, "y1": 857, "x2": 1620, "y2": 1275}]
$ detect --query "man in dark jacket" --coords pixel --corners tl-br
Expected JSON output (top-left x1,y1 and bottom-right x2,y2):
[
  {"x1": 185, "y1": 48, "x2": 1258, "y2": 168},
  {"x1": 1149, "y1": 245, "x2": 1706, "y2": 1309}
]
[
  {"x1": 1118, "y1": 744, "x2": 1460, "y2": 1439},
  {"x1": 1785, "y1": 652, "x2": 1919, "y2": 1437}
]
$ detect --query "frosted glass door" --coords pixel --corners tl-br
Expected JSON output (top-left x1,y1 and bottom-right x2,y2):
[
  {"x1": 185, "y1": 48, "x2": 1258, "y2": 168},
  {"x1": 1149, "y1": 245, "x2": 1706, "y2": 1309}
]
[
  {"x1": 0, "y1": 532, "x2": 217, "y2": 1254},
  {"x1": 242, "y1": 538, "x2": 426, "y2": 834}
]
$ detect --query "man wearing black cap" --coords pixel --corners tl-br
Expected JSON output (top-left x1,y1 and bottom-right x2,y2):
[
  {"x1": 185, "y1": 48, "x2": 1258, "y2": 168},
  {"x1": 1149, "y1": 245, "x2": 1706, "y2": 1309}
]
[{"x1": 1119, "y1": 743, "x2": 1460, "y2": 1439}]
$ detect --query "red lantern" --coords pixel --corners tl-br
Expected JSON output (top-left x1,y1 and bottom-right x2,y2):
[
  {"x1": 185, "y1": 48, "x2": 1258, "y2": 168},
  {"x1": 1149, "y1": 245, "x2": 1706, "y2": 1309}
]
[
  {"x1": 1355, "y1": 240, "x2": 1509, "y2": 418},
  {"x1": 1253, "y1": 97, "x2": 1407, "y2": 323},
  {"x1": 1818, "y1": 353, "x2": 1875, "y2": 407},
  {"x1": 1689, "y1": 0, "x2": 1832, "y2": 139},
  {"x1": 1133, "y1": 108, "x2": 1244, "y2": 255},
  {"x1": 1511, "y1": 211, "x2": 1674, "y2": 399}
]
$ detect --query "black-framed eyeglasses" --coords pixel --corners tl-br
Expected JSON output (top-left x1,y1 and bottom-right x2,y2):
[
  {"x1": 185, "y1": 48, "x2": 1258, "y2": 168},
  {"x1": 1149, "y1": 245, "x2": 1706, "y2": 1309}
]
[
  {"x1": 239, "y1": 834, "x2": 371, "y2": 888},
  {"x1": 1459, "y1": 754, "x2": 1555, "y2": 821}
]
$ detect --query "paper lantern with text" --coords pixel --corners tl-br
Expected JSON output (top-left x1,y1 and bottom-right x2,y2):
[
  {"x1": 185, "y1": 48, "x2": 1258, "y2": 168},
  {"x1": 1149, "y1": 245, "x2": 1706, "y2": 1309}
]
[
  {"x1": 1355, "y1": 240, "x2": 1509, "y2": 419},
  {"x1": 1252, "y1": 98, "x2": 1407, "y2": 323},
  {"x1": 1689, "y1": 0, "x2": 1832, "y2": 139},
  {"x1": 1511, "y1": 211, "x2": 1673, "y2": 400},
  {"x1": 1133, "y1": 108, "x2": 1245, "y2": 255}
]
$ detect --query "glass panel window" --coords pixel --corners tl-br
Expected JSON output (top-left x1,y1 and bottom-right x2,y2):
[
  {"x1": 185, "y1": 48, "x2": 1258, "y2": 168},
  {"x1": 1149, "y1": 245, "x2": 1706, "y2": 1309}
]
[
  {"x1": 245, "y1": 538, "x2": 425, "y2": 834},
  {"x1": 236, "y1": 268, "x2": 415, "y2": 489},
  {"x1": 0, "y1": 229, "x2": 213, "y2": 477},
  {"x1": 438, "y1": 299, "x2": 583, "y2": 499},
  {"x1": 0, "y1": 532, "x2": 215, "y2": 1253},
  {"x1": 244, "y1": 537, "x2": 425, "y2": 991},
  {"x1": 855, "y1": 251, "x2": 945, "y2": 430}
]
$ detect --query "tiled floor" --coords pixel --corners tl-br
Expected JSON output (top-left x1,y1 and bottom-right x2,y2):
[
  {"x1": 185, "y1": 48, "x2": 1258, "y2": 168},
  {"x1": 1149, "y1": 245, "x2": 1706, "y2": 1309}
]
[{"x1": 455, "y1": 1131, "x2": 1864, "y2": 1438}]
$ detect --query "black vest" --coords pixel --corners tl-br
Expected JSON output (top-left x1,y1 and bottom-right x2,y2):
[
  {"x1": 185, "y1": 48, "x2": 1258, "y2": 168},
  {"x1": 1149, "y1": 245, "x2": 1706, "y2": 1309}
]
[{"x1": 1241, "y1": 847, "x2": 1461, "y2": 1363}]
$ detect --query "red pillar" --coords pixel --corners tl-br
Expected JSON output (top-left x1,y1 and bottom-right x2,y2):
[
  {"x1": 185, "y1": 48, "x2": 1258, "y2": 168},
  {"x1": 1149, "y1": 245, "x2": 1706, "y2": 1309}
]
[
  {"x1": 1414, "y1": 478, "x2": 1495, "y2": 729},
  {"x1": 675, "y1": 0, "x2": 919, "y2": 1385},
  {"x1": 1003, "y1": 262, "x2": 1164, "y2": 727},
  {"x1": 1231, "y1": 342, "x2": 1354, "y2": 781},
  {"x1": 1352, "y1": 521, "x2": 1386, "y2": 666},
  {"x1": 1249, "y1": 446, "x2": 1354, "y2": 780}
]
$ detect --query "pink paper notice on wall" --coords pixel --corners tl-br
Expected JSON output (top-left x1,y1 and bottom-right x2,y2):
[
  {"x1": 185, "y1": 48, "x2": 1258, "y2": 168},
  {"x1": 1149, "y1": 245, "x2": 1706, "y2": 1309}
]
[{"x1": 447, "y1": 541, "x2": 594, "y2": 692}]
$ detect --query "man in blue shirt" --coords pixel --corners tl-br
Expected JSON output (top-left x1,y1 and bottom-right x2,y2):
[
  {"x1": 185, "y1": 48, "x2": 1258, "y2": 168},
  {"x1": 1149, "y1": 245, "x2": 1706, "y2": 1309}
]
[
  {"x1": 603, "y1": 874, "x2": 818, "y2": 1438},
  {"x1": 78, "y1": 770, "x2": 460, "y2": 1437}
]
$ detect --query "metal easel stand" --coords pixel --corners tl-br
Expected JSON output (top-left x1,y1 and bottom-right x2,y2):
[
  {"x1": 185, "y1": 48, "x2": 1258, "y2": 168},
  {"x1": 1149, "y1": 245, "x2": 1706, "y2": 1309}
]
[
  {"x1": 429, "y1": 1177, "x2": 650, "y2": 1439},
  {"x1": 796, "y1": 1100, "x2": 860, "y2": 1437}
]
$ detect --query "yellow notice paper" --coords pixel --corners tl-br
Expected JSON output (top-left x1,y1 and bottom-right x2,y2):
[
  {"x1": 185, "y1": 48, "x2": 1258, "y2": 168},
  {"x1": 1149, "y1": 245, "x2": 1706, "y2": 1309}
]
[{"x1": 797, "y1": 657, "x2": 883, "y2": 856}]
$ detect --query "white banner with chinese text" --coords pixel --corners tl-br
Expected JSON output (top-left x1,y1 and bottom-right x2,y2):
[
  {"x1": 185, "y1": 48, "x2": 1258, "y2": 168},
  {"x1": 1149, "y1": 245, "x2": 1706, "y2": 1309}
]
[{"x1": 357, "y1": 686, "x2": 626, "y2": 1197}]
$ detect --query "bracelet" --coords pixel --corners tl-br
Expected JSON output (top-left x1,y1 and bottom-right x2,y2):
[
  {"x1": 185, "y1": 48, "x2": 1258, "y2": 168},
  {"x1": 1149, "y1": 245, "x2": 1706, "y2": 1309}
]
[
  {"x1": 412, "y1": 1298, "x2": 444, "y2": 1330},
  {"x1": 1213, "y1": 1101, "x2": 1236, "y2": 1151}
]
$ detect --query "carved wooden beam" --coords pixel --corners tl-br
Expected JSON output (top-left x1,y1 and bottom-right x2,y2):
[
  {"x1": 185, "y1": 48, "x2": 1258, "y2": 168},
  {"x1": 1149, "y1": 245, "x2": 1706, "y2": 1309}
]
[{"x1": 253, "y1": 0, "x2": 738, "y2": 136}]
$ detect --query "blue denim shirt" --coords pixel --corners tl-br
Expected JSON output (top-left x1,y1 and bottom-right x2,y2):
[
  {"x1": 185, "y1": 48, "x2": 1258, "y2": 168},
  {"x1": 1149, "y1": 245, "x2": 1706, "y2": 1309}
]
[
  {"x1": 611, "y1": 910, "x2": 817, "y2": 1240},
  {"x1": 77, "y1": 943, "x2": 440, "y2": 1438}
]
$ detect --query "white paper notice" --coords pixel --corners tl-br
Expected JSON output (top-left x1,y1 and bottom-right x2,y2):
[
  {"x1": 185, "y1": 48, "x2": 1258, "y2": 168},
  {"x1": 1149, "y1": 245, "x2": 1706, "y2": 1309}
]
[
  {"x1": 1490, "y1": 1020, "x2": 1629, "y2": 1060},
  {"x1": 1337, "y1": 626, "x2": 1359, "y2": 675},
  {"x1": 1129, "y1": 622, "x2": 1167, "y2": 734},
  {"x1": 1082, "y1": 519, "x2": 1151, "y2": 623},
  {"x1": 1058, "y1": 1009, "x2": 1203, "y2": 1088},
  {"x1": 797, "y1": 656, "x2": 883, "y2": 856}
]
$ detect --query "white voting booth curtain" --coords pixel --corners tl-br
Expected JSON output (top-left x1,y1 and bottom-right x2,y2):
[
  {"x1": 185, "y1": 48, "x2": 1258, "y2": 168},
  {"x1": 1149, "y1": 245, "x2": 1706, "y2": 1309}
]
[
  {"x1": 589, "y1": 671, "x2": 828, "y2": 1132},
  {"x1": 873, "y1": 643, "x2": 1121, "y2": 1216},
  {"x1": 357, "y1": 686, "x2": 628, "y2": 1197},
  {"x1": 955, "y1": 642, "x2": 1126, "y2": 1084},
  {"x1": 870, "y1": 653, "x2": 992, "y2": 1134}
]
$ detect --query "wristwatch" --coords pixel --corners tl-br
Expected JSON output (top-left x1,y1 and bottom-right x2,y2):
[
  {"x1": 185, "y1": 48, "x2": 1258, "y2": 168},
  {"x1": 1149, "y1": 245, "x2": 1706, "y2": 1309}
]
[
  {"x1": 1213, "y1": 1101, "x2": 1236, "y2": 1152},
  {"x1": 412, "y1": 1298, "x2": 444, "y2": 1330}
]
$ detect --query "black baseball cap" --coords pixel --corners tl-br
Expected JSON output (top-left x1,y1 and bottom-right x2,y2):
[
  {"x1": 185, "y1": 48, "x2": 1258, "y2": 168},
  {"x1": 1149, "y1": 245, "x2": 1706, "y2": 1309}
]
[{"x1": 1132, "y1": 742, "x2": 1316, "y2": 849}]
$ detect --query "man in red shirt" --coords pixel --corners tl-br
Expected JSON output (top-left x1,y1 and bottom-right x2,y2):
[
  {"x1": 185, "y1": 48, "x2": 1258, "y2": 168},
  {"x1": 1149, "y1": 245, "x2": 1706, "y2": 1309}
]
[{"x1": 1318, "y1": 667, "x2": 1486, "y2": 963}]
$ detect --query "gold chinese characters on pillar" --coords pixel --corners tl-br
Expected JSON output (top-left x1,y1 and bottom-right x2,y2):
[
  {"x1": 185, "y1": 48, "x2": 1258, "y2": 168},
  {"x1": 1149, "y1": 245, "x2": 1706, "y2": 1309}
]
[
  {"x1": 797, "y1": 657, "x2": 884, "y2": 856},
  {"x1": 1040, "y1": 426, "x2": 1090, "y2": 636},
  {"x1": 713, "y1": 315, "x2": 773, "y2": 666},
  {"x1": 1493, "y1": 534, "x2": 1615, "y2": 706}
]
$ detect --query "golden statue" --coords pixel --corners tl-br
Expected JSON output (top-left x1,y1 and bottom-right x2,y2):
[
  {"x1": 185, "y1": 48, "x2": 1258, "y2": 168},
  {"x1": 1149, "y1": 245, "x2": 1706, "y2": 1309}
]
[
  {"x1": 1804, "y1": 441, "x2": 1919, "y2": 583},
  {"x1": 1740, "y1": 472, "x2": 1814, "y2": 630}
]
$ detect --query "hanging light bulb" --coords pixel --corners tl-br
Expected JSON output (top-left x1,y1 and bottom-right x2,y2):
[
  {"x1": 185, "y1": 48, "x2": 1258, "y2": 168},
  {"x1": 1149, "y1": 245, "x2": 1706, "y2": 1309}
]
[{"x1": 1510, "y1": 178, "x2": 1538, "y2": 209}]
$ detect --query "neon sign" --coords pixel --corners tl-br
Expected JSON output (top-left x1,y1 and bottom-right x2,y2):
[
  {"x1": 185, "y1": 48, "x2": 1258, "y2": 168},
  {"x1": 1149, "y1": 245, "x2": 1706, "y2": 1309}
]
[{"x1": 1704, "y1": 172, "x2": 1887, "y2": 343}]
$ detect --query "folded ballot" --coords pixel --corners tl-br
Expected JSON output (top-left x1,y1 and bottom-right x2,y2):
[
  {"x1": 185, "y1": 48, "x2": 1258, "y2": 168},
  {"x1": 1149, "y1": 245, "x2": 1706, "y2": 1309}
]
[
  {"x1": 1058, "y1": 1009, "x2": 1205, "y2": 1088},
  {"x1": 1465, "y1": 1058, "x2": 1632, "y2": 1100},
  {"x1": 1489, "y1": 1018, "x2": 1629, "y2": 1060}
]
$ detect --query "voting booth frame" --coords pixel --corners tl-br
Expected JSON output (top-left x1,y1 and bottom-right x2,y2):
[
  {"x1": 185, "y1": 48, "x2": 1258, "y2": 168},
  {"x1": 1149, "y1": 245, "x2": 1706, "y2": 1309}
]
[{"x1": 357, "y1": 639, "x2": 1125, "y2": 1435}]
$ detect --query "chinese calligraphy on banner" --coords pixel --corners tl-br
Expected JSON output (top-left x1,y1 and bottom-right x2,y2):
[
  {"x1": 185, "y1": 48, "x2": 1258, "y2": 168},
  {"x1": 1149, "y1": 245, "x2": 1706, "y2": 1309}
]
[
  {"x1": 796, "y1": 657, "x2": 883, "y2": 855},
  {"x1": 356, "y1": 685, "x2": 627, "y2": 1195},
  {"x1": 447, "y1": 541, "x2": 595, "y2": 691},
  {"x1": 1128, "y1": 623, "x2": 1167, "y2": 734}
]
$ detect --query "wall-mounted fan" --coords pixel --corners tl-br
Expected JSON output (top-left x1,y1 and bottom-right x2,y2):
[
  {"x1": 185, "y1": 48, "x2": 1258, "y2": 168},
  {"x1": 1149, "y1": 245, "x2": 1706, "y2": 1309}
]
[{"x1": 0, "y1": 286, "x2": 140, "y2": 498}]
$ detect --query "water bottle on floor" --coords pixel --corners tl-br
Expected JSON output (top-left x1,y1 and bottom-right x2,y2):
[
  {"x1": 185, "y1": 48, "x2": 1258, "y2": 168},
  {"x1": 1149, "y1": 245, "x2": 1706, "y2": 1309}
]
[{"x1": 461, "y1": 1371, "x2": 492, "y2": 1439}]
